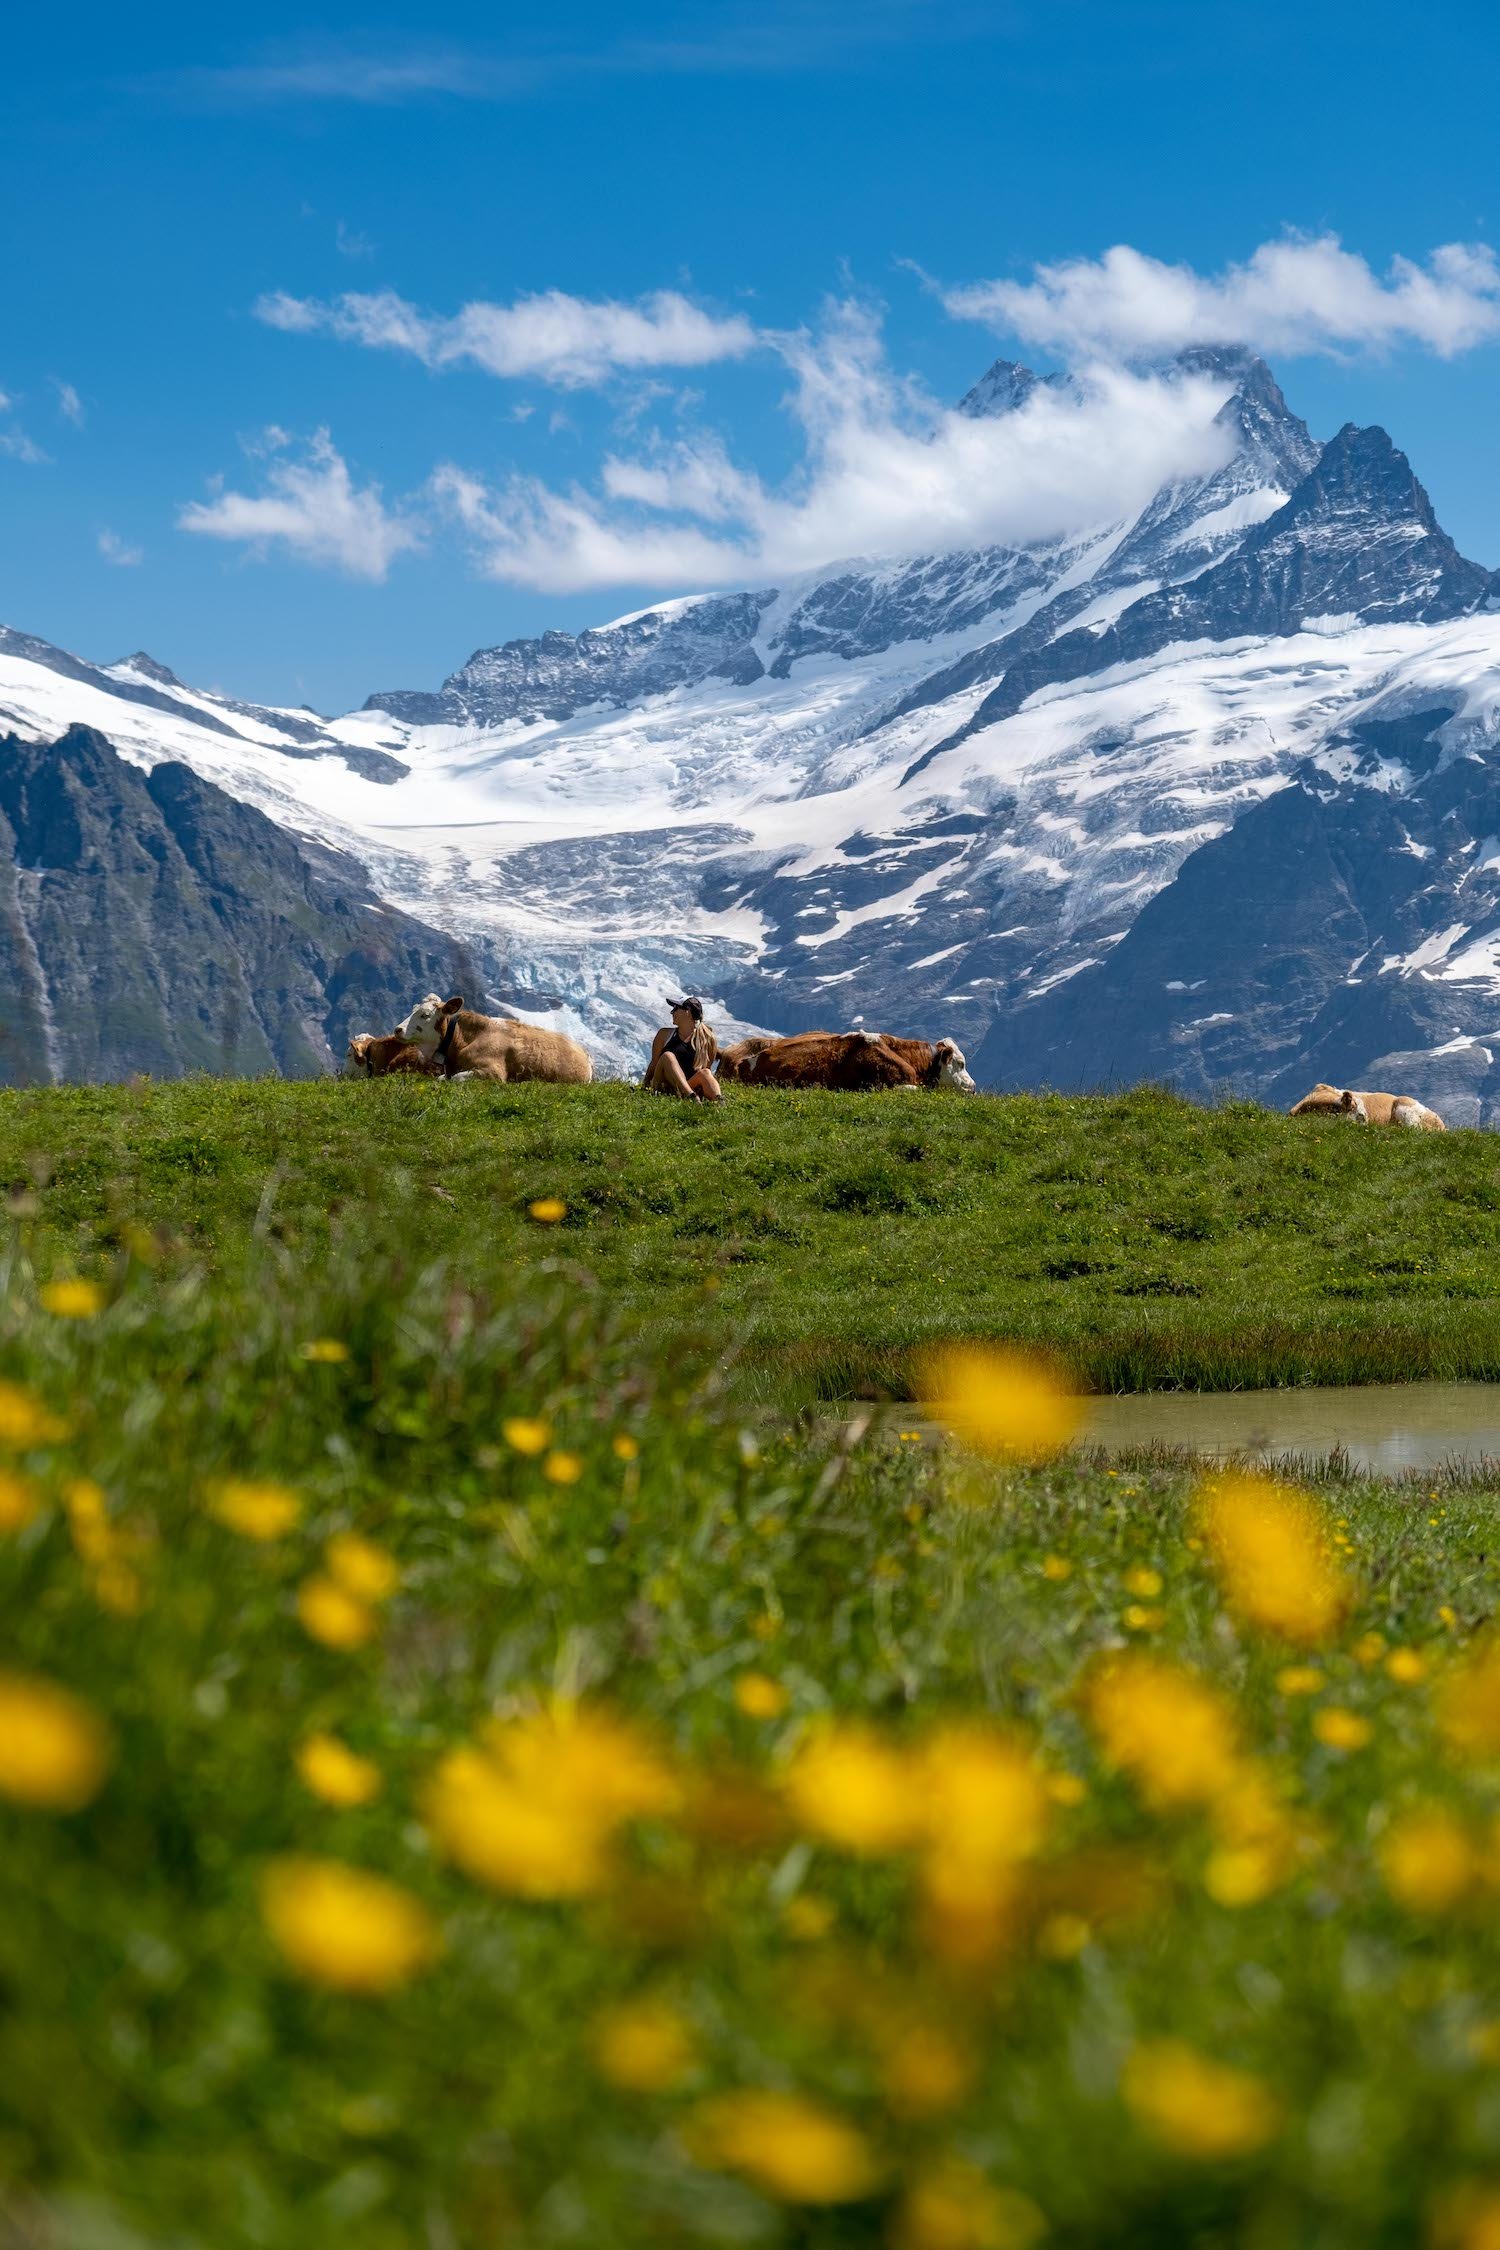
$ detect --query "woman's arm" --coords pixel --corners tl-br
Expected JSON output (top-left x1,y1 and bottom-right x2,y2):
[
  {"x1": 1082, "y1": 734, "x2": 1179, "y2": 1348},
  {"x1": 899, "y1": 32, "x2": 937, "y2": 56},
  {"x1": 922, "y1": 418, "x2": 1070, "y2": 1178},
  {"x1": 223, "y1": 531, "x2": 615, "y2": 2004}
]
[{"x1": 642, "y1": 1027, "x2": 669, "y2": 1089}]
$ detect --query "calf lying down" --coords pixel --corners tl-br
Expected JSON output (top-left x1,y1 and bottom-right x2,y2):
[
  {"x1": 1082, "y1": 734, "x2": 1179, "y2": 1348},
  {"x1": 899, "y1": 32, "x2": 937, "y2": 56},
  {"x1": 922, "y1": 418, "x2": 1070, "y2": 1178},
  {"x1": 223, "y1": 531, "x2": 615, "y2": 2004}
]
[
  {"x1": 344, "y1": 1034, "x2": 440, "y2": 1078},
  {"x1": 1289, "y1": 1083, "x2": 1446, "y2": 1130}
]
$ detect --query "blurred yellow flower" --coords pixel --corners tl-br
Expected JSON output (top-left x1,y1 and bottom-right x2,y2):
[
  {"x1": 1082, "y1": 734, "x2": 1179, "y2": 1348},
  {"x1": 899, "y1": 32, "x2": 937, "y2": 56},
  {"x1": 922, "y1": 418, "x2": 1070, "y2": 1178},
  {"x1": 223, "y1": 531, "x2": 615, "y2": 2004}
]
[
  {"x1": 893, "y1": 2163, "x2": 1045, "y2": 2250},
  {"x1": 1124, "y1": 1604, "x2": 1165, "y2": 1632},
  {"x1": 878, "y1": 2022, "x2": 974, "y2": 2117},
  {"x1": 1124, "y1": 1566, "x2": 1163, "y2": 1598},
  {"x1": 1353, "y1": 1631, "x2": 1387, "y2": 1665},
  {"x1": 1440, "y1": 1639, "x2": 1500, "y2": 1760},
  {"x1": 685, "y1": 2090, "x2": 881, "y2": 2204},
  {"x1": 1047, "y1": 1771, "x2": 1087, "y2": 1805},
  {"x1": 785, "y1": 1724, "x2": 919, "y2": 1854},
  {"x1": 426, "y1": 1702, "x2": 678, "y2": 1899},
  {"x1": 1204, "y1": 1844, "x2": 1283, "y2": 1908},
  {"x1": 783, "y1": 1893, "x2": 836, "y2": 1941},
  {"x1": 297, "y1": 1575, "x2": 377, "y2": 1650},
  {"x1": 260, "y1": 1857, "x2": 438, "y2": 1992},
  {"x1": 1041, "y1": 1554, "x2": 1073, "y2": 1582},
  {"x1": 1386, "y1": 1648, "x2": 1427, "y2": 1684},
  {"x1": 208, "y1": 1480, "x2": 301, "y2": 1541},
  {"x1": 0, "y1": 1468, "x2": 41, "y2": 1532},
  {"x1": 611, "y1": 1433, "x2": 640, "y2": 1462},
  {"x1": 1440, "y1": 1605, "x2": 1460, "y2": 1631},
  {"x1": 325, "y1": 1532, "x2": 399, "y2": 1603},
  {"x1": 502, "y1": 1417, "x2": 551, "y2": 1456},
  {"x1": 300, "y1": 1339, "x2": 349, "y2": 1364},
  {"x1": 917, "y1": 1342, "x2": 1081, "y2": 1465},
  {"x1": 591, "y1": 1996, "x2": 696, "y2": 2091},
  {"x1": 528, "y1": 1197, "x2": 567, "y2": 1223},
  {"x1": 0, "y1": 1671, "x2": 111, "y2": 1811},
  {"x1": 1381, "y1": 1808, "x2": 1476, "y2": 1913},
  {"x1": 1197, "y1": 1472, "x2": 1348, "y2": 1646},
  {"x1": 919, "y1": 1726, "x2": 1049, "y2": 1868},
  {"x1": 296, "y1": 1732, "x2": 383, "y2": 1808},
  {"x1": 1123, "y1": 2041, "x2": 1279, "y2": 2159},
  {"x1": 39, "y1": 1278, "x2": 104, "y2": 1320},
  {"x1": 1431, "y1": 2182, "x2": 1500, "y2": 2250},
  {"x1": 542, "y1": 1450, "x2": 584, "y2": 1485},
  {"x1": 1314, "y1": 1708, "x2": 1372, "y2": 1752},
  {"x1": 1084, "y1": 1654, "x2": 1241, "y2": 1811},
  {"x1": 735, "y1": 1672, "x2": 788, "y2": 1720},
  {"x1": 0, "y1": 1381, "x2": 66, "y2": 1446}
]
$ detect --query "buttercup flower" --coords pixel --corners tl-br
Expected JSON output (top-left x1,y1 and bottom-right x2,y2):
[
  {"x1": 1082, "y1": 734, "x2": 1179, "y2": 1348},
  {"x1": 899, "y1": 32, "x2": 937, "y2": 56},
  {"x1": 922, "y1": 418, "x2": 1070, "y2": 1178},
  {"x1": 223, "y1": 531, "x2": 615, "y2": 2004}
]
[
  {"x1": 208, "y1": 1481, "x2": 301, "y2": 1541},
  {"x1": 1084, "y1": 1654, "x2": 1242, "y2": 1810},
  {"x1": 502, "y1": 1418, "x2": 551, "y2": 1456},
  {"x1": 296, "y1": 1732, "x2": 383, "y2": 1808},
  {"x1": 528, "y1": 1198, "x2": 567, "y2": 1223},
  {"x1": 785, "y1": 1724, "x2": 919, "y2": 1855},
  {"x1": 893, "y1": 2163, "x2": 1045, "y2": 2250},
  {"x1": 917, "y1": 1343, "x2": 1081, "y2": 1465},
  {"x1": 297, "y1": 1575, "x2": 377, "y2": 1650},
  {"x1": 0, "y1": 1671, "x2": 112, "y2": 1811},
  {"x1": 260, "y1": 1858, "x2": 438, "y2": 1992},
  {"x1": 325, "y1": 1532, "x2": 399, "y2": 1603},
  {"x1": 0, "y1": 1382, "x2": 67, "y2": 1447},
  {"x1": 299, "y1": 1339, "x2": 349, "y2": 1364},
  {"x1": 685, "y1": 2090, "x2": 881, "y2": 2204},
  {"x1": 735, "y1": 1672, "x2": 788, "y2": 1720},
  {"x1": 39, "y1": 1278, "x2": 104, "y2": 1320},
  {"x1": 1197, "y1": 1472, "x2": 1348, "y2": 1645},
  {"x1": 1123, "y1": 2041, "x2": 1279, "y2": 2159},
  {"x1": 1381, "y1": 1808, "x2": 1475, "y2": 1913},
  {"x1": 1313, "y1": 1708, "x2": 1372, "y2": 1752},
  {"x1": 542, "y1": 1450, "x2": 583, "y2": 1485},
  {"x1": 0, "y1": 1468, "x2": 41, "y2": 1532},
  {"x1": 591, "y1": 1996, "x2": 696, "y2": 2091}
]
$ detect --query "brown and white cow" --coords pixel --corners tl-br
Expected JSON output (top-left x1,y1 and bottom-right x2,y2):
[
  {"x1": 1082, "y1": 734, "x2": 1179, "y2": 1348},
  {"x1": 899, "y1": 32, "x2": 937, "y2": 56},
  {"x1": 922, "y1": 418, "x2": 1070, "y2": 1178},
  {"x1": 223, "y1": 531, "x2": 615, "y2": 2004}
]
[
  {"x1": 398, "y1": 994, "x2": 593, "y2": 1084},
  {"x1": 344, "y1": 1033, "x2": 441, "y2": 1078},
  {"x1": 1289, "y1": 1082, "x2": 1446, "y2": 1131},
  {"x1": 719, "y1": 1029, "x2": 974, "y2": 1092}
]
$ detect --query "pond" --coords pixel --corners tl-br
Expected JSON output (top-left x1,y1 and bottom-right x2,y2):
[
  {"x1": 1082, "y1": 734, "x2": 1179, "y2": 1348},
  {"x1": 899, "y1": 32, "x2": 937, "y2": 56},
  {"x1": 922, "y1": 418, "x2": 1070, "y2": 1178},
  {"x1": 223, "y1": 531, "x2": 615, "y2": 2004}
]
[{"x1": 1079, "y1": 1381, "x2": 1500, "y2": 1475}]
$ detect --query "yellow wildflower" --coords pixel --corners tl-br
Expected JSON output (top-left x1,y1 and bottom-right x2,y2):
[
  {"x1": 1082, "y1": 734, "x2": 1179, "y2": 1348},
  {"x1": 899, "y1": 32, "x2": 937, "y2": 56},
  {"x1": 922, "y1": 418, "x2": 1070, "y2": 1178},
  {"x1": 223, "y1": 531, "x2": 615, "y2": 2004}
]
[
  {"x1": 208, "y1": 1480, "x2": 301, "y2": 1541},
  {"x1": 1276, "y1": 1665, "x2": 1325, "y2": 1695},
  {"x1": 1440, "y1": 1638, "x2": 1500, "y2": 1759},
  {"x1": 296, "y1": 1732, "x2": 383, "y2": 1808},
  {"x1": 1047, "y1": 1771, "x2": 1087, "y2": 1805},
  {"x1": 1440, "y1": 1605, "x2": 1459, "y2": 1631},
  {"x1": 591, "y1": 1996, "x2": 696, "y2": 2091},
  {"x1": 542, "y1": 1450, "x2": 584, "y2": 1485},
  {"x1": 0, "y1": 1381, "x2": 66, "y2": 1446},
  {"x1": 260, "y1": 1858, "x2": 438, "y2": 1992},
  {"x1": 783, "y1": 1894, "x2": 836, "y2": 1941},
  {"x1": 611, "y1": 1433, "x2": 640, "y2": 1462},
  {"x1": 1197, "y1": 1471, "x2": 1348, "y2": 1645},
  {"x1": 0, "y1": 1671, "x2": 111, "y2": 1811},
  {"x1": 1353, "y1": 1631, "x2": 1386, "y2": 1665},
  {"x1": 297, "y1": 1575, "x2": 377, "y2": 1650},
  {"x1": 893, "y1": 2163, "x2": 1045, "y2": 2250},
  {"x1": 502, "y1": 1417, "x2": 551, "y2": 1456},
  {"x1": 1381, "y1": 1807, "x2": 1475, "y2": 1913},
  {"x1": 917, "y1": 1342, "x2": 1081, "y2": 1465},
  {"x1": 685, "y1": 2090, "x2": 881, "y2": 2204},
  {"x1": 0, "y1": 1468, "x2": 41, "y2": 1532},
  {"x1": 1314, "y1": 1707, "x2": 1372, "y2": 1752},
  {"x1": 1124, "y1": 1566, "x2": 1163, "y2": 1597},
  {"x1": 299, "y1": 1339, "x2": 349, "y2": 1364},
  {"x1": 1123, "y1": 1604, "x2": 1165, "y2": 1631},
  {"x1": 878, "y1": 2023, "x2": 973, "y2": 2117},
  {"x1": 1386, "y1": 1647, "x2": 1427, "y2": 1684},
  {"x1": 785, "y1": 1724, "x2": 918, "y2": 1854},
  {"x1": 1123, "y1": 2041, "x2": 1279, "y2": 2160},
  {"x1": 1084, "y1": 1653, "x2": 1242, "y2": 1810},
  {"x1": 735, "y1": 1672, "x2": 788, "y2": 1720},
  {"x1": 325, "y1": 1532, "x2": 399, "y2": 1603},
  {"x1": 528, "y1": 1197, "x2": 567, "y2": 1223},
  {"x1": 39, "y1": 1278, "x2": 104, "y2": 1320},
  {"x1": 1041, "y1": 1554, "x2": 1073, "y2": 1582},
  {"x1": 919, "y1": 1726, "x2": 1049, "y2": 1867}
]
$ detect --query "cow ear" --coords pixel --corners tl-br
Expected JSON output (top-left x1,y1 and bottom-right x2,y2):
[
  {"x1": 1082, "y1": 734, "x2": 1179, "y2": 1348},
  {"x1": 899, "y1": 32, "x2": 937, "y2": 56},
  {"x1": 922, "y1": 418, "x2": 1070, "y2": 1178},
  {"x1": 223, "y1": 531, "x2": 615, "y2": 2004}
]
[
  {"x1": 1339, "y1": 1090, "x2": 1356, "y2": 1110},
  {"x1": 443, "y1": 994, "x2": 464, "y2": 1013}
]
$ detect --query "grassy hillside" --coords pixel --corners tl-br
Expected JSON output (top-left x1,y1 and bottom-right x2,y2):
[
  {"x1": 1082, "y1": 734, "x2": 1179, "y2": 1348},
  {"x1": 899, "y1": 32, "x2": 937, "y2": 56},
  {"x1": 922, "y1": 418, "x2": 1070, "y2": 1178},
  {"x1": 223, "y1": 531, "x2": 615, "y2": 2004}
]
[
  {"x1": 5, "y1": 1225, "x2": 1500, "y2": 2247},
  {"x1": 3, "y1": 1075, "x2": 1500, "y2": 1396}
]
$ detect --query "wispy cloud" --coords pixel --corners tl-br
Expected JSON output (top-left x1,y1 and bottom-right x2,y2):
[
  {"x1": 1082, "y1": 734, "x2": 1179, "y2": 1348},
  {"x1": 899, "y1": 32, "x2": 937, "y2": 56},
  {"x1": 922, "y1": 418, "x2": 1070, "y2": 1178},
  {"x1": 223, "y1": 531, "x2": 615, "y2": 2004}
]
[
  {"x1": 254, "y1": 286, "x2": 758, "y2": 389},
  {"x1": 52, "y1": 379, "x2": 85, "y2": 427},
  {"x1": 97, "y1": 528, "x2": 143, "y2": 567},
  {"x1": 177, "y1": 429, "x2": 420, "y2": 580},
  {"x1": 335, "y1": 220, "x2": 375, "y2": 261},
  {"x1": 0, "y1": 419, "x2": 48, "y2": 465},
  {"x1": 941, "y1": 235, "x2": 1500, "y2": 362},
  {"x1": 426, "y1": 299, "x2": 1238, "y2": 593}
]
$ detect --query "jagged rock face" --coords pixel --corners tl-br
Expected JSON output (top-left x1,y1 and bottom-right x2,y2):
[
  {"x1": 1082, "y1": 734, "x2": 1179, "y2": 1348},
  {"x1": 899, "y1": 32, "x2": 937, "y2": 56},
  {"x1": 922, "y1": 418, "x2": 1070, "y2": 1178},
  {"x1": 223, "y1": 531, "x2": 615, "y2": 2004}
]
[{"x1": 0, "y1": 728, "x2": 475, "y2": 1084}]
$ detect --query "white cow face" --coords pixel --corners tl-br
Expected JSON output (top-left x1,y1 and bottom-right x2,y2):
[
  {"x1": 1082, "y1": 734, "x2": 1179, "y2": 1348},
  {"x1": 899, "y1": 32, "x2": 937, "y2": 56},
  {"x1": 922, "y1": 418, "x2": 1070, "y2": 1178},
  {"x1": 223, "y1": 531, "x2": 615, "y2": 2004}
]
[
  {"x1": 935, "y1": 1039, "x2": 976, "y2": 1092},
  {"x1": 398, "y1": 994, "x2": 448, "y2": 1048},
  {"x1": 1337, "y1": 1089, "x2": 1370, "y2": 1123},
  {"x1": 343, "y1": 1036, "x2": 373, "y2": 1078}
]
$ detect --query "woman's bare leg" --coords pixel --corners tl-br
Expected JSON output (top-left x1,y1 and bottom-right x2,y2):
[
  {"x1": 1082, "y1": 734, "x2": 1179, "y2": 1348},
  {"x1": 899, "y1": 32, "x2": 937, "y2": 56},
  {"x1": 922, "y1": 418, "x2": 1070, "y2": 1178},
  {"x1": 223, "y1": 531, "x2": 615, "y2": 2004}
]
[
  {"x1": 688, "y1": 1068, "x2": 723, "y2": 1104},
  {"x1": 655, "y1": 1052, "x2": 697, "y2": 1098}
]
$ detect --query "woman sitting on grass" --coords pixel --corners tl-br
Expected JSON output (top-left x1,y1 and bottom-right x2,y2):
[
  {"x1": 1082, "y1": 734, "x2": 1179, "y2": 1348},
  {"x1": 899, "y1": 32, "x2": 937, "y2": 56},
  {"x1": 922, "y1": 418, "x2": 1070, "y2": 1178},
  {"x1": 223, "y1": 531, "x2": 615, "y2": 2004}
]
[{"x1": 644, "y1": 997, "x2": 723, "y2": 1102}]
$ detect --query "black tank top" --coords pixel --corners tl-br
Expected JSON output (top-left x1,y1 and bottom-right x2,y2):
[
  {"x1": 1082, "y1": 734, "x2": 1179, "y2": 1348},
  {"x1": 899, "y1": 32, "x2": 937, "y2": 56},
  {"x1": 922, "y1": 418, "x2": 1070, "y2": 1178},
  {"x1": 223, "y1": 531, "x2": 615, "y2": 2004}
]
[{"x1": 663, "y1": 1028, "x2": 701, "y2": 1076}]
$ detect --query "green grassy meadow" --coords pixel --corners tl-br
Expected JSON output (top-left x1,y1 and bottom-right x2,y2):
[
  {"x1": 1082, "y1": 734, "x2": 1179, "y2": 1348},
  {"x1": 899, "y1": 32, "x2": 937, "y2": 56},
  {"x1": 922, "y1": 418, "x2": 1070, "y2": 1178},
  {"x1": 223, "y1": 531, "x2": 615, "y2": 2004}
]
[
  {"x1": 3, "y1": 1074, "x2": 1500, "y2": 1397},
  {"x1": 8, "y1": 1079, "x2": 1500, "y2": 2247}
]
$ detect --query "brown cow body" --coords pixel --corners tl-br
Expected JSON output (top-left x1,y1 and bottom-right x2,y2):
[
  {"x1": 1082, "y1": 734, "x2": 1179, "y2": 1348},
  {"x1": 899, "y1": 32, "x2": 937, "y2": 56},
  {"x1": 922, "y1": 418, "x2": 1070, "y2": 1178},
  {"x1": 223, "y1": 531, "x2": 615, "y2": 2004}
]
[
  {"x1": 719, "y1": 1029, "x2": 975, "y2": 1092},
  {"x1": 1289, "y1": 1082, "x2": 1446, "y2": 1130},
  {"x1": 344, "y1": 1033, "x2": 440, "y2": 1078},
  {"x1": 398, "y1": 994, "x2": 593, "y2": 1084}
]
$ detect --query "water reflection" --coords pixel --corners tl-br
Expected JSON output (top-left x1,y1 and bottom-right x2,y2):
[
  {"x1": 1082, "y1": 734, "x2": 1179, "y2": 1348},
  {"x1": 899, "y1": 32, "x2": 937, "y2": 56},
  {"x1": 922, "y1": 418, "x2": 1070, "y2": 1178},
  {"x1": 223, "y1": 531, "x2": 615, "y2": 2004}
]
[{"x1": 1080, "y1": 1382, "x2": 1500, "y2": 1475}]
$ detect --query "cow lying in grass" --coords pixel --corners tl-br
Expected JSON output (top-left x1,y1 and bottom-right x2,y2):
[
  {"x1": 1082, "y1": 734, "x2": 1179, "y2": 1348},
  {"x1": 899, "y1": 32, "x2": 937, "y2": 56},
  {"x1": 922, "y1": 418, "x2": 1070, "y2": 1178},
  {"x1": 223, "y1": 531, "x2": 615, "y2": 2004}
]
[
  {"x1": 398, "y1": 995, "x2": 593, "y2": 1084},
  {"x1": 344, "y1": 1033, "x2": 440, "y2": 1078},
  {"x1": 1289, "y1": 1082, "x2": 1446, "y2": 1130},
  {"x1": 719, "y1": 1029, "x2": 975, "y2": 1092}
]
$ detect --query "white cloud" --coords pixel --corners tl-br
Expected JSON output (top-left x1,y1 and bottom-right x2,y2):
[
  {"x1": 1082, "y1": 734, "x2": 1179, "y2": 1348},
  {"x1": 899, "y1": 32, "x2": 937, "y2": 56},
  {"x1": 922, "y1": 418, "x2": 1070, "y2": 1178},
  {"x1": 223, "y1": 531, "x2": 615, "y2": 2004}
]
[
  {"x1": 177, "y1": 429, "x2": 420, "y2": 580},
  {"x1": 0, "y1": 424, "x2": 48, "y2": 465},
  {"x1": 335, "y1": 219, "x2": 375, "y2": 260},
  {"x1": 253, "y1": 285, "x2": 758, "y2": 389},
  {"x1": 429, "y1": 300, "x2": 1239, "y2": 593},
  {"x1": 97, "y1": 528, "x2": 143, "y2": 567},
  {"x1": 942, "y1": 235, "x2": 1500, "y2": 363},
  {"x1": 53, "y1": 379, "x2": 85, "y2": 426}
]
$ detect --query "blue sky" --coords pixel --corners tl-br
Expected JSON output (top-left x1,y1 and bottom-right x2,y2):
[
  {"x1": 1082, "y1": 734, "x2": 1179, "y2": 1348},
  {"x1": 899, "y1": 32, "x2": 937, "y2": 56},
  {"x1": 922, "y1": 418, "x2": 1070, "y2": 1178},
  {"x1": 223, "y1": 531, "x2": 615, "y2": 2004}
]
[{"x1": 4, "y1": 0, "x2": 1500, "y2": 712}]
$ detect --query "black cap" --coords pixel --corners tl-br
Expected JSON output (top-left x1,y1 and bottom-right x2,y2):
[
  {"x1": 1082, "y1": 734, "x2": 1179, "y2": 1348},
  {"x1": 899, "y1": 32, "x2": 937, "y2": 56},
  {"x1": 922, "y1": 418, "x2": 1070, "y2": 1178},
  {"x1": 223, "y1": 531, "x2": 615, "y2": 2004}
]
[{"x1": 667, "y1": 996, "x2": 704, "y2": 1020}]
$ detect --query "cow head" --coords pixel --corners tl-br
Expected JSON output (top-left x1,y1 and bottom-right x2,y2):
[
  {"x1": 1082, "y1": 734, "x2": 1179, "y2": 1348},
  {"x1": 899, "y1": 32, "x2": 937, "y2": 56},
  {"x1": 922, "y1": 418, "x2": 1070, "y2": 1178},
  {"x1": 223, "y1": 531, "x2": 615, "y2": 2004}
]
[
  {"x1": 399, "y1": 994, "x2": 464, "y2": 1049},
  {"x1": 933, "y1": 1038, "x2": 976, "y2": 1092},
  {"x1": 343, "y1": 1035, "x2": 375, "y2": 1078},
  {"x1": 1337, "y1": 1089, "x2": 1370, "y2": 1123}
]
